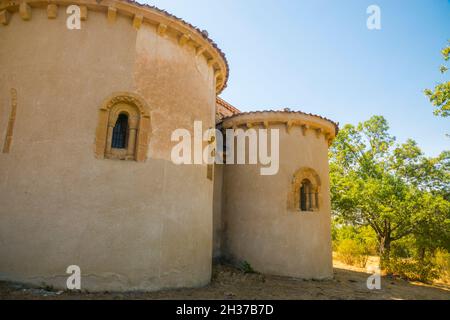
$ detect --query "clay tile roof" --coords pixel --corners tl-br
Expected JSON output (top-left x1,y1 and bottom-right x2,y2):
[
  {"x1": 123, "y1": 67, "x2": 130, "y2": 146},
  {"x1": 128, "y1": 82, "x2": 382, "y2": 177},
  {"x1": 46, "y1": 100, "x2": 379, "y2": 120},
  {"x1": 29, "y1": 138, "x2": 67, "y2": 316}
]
[
  {"x1": 216, "y1": 97, "x2": 241, "y2": 115},
  {"x1": 124, "y1": 0, "x2": 229, "y2": 93},
  {"x1": 221, "y1": 109, "x2": 340, "y2": 134}
]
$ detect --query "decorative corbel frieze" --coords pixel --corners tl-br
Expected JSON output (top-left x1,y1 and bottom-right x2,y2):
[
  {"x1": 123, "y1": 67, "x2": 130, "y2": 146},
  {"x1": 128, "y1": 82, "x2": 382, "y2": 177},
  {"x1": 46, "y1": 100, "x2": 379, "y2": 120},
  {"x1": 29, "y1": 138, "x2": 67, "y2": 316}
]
[
  {"x1": 19, "y1": 2, "x2": 31, "y2": 21},
  {"x1": 47, "y1": 4, "x2": 57, "y2": 19},
  {"x1": 107, "y1": 6, "x2": 117, "y2": 23},
  {"x1": 133, "y1": 14, "x2": 143, "y2": 29}
]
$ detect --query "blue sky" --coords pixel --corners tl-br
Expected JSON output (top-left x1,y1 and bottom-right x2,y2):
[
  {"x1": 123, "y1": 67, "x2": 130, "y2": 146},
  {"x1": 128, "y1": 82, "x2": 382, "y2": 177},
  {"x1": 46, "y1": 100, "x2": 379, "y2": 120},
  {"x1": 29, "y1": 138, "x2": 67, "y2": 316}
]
[{"x1": 145, "y1": 0, "x2": 449, "y2": 156}]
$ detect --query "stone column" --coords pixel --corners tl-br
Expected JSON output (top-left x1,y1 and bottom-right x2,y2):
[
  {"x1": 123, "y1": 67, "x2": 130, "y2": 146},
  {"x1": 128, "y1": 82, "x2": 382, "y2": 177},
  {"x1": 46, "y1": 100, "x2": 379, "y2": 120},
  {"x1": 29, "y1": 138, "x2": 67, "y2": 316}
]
[
  {"x1": 126, "y1": 127, "x2": 137, "y2": 160},
  {"x1": 127, "y1": 115, "x2": 139, "y2": 160},
  {"x1": 105, "y1": 124, "x2": 114, "y2": 157}
]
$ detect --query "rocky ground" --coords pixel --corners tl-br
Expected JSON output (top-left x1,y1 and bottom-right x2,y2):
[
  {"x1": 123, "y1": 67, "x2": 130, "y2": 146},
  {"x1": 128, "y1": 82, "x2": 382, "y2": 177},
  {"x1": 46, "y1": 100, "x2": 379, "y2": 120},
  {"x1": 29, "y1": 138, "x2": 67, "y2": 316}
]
[{"x1": 1, "y1": 259, "x2": 449, "y2": 300}]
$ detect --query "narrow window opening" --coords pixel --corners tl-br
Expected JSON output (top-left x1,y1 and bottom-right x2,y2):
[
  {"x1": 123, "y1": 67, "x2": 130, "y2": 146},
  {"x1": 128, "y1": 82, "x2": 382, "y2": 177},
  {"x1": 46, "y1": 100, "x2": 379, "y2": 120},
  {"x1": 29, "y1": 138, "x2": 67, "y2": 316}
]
[
  {"x1": 111, "y1": 114, "x2": 128, "y2": 149},
  {"x1": 300, "y1": 179, "x2": 317, "y2": 212}
]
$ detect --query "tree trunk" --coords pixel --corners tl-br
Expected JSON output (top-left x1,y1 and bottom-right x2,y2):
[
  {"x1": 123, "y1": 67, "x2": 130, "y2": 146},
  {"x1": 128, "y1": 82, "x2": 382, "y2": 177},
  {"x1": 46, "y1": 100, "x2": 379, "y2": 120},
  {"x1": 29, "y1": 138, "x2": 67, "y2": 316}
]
[
  {"x1": 419, "y1": 247, "x2": 426, "y2": 262},
  {"x1": 379, "y1": 235, "x2": 391, "y2": 269}
]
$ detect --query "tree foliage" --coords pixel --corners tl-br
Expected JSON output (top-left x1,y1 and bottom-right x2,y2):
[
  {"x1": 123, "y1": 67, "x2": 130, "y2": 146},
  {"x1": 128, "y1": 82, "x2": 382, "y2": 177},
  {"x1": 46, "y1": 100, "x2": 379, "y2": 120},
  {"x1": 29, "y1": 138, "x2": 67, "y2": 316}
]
[
  {"x1": 330, "y1": 116, "x2": 450, "y2": 266},
  {"x1": 424, "y1": 41, "x2": 450, "y2": 117}
]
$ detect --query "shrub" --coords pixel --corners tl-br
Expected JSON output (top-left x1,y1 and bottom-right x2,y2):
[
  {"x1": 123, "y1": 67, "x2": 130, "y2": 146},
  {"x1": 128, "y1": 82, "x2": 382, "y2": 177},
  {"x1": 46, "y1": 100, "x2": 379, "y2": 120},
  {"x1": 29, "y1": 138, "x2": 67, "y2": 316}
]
[
  {"x1": 239, "y1": 261, "x2": 257, "y2": 274},
  {"x1": 332, "y1": 220, "x2": 378, "y2": 255},
  {"x1": 385, "y1": 258, "x2": 439, "y2": 283},
  {"x1": 336, "y1": 239, "x2": 370, "y2": 268},
  {"x1": 433, "y1": 249, "x2": 450, "y2": 283}
]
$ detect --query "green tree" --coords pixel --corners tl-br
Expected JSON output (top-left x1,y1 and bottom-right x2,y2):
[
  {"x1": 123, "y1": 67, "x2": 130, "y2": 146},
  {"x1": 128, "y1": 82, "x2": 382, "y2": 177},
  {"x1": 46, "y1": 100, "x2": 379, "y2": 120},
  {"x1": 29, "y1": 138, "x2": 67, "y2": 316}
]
[
  {"x1": 330, "y1": 116, "x2": 450, "y2": 267},
  {"x1": 424, "y1": 41, "x2": 450, "y2": 117}
]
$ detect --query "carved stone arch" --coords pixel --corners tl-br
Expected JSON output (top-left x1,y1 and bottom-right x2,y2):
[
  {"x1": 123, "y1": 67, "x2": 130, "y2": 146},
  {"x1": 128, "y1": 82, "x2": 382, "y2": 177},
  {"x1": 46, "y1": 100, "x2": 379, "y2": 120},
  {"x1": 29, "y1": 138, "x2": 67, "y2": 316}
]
[
  {"x1": 108, "y1": 103, "x2": 140, "y2": 129},
  {"x1": 288, "y1": 167, "x2": 322, "y2": 212},
  {"x1": 95, "y1": 92, "x2": 151, "y2": 162}
]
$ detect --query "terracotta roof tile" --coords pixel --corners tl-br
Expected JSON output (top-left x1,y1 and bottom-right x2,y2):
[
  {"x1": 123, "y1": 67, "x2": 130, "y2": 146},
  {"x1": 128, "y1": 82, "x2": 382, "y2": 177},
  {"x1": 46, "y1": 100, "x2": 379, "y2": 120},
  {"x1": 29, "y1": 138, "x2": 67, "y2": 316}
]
[
  {"x1": 216, "y1": 97, "x2": 241, "y2": 114},
  {"x1": 221, "y1": 109, "x2": 339, "y2": 134}
]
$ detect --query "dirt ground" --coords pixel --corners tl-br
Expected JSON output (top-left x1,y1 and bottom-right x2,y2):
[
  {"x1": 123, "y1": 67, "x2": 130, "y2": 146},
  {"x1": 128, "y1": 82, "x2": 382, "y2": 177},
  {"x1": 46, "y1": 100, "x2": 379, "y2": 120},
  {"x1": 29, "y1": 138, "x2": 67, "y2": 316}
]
[{"x1": 1, "y1": 258, "x2": 449, "y2": 300}]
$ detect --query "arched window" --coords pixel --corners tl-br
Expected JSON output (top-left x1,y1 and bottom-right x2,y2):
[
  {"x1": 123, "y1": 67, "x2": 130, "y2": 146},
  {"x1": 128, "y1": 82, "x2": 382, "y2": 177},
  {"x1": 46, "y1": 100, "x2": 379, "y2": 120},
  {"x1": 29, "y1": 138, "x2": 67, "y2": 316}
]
[
  {"x1": 289, "y1": 167, "x2": 321, "y2": 212},
  {"x1": 111, "y1": 114, "x2": 129, "y2": 149},
  {"x1": 95, "y1": 92, "x2": 151, "y2": 162}
]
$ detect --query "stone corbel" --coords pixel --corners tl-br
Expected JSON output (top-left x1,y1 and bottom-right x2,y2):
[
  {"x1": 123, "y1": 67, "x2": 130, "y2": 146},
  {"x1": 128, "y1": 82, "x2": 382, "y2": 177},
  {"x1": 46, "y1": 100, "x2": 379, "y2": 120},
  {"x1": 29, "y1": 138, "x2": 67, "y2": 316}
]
[
  {"x1": 328, "y1": 139, "x2": 333, "y2": 147},
  {"x1": 315, "y1": 128, "x2": 322, "y2": 138},
  {"x1": 286, "y1": 120, "x2": 294, "y2": 133},
  {"x1": 196, "y1": 46, "x2": 206, "y2": 56},
  {"x1": 107, "y1": 6, "x2": 117, "y2": 23},
  {"x1": 80, "y1": 5, "x2": 87, "y2": 21},
  {"x1": 157, "y1": 23, "x2": 167, "y2": 36},
  {"x1": 47, "y1": 4, "x2": 57, "y2": 19},
  {"x1": 0, "y1": 9, "x2": 10, "y2": 25},
  {"x1": 19, "y1": 2, "x2": 31, "y2": 21},
  {"x1": 214, "y1": 70, "x2": 222, "y2": 80},
  {"x1": 263, "y1": 121, "x2": 270, "y2": 129},
  {"x1": 133, "y1": 14, "x2": 143, "y2": 29},
  {"x1": 215, "y1": 70, "x2": 223, "y2": 88},
  {"x1": 179, "y1": 34, "x2": 190, "y2": 46},
  {"x1": 216, "y1": 80, "x2": 223, "y2": 91},
  {"x1": 301, "y1": 124, "x2": 309, "y2": 136}
]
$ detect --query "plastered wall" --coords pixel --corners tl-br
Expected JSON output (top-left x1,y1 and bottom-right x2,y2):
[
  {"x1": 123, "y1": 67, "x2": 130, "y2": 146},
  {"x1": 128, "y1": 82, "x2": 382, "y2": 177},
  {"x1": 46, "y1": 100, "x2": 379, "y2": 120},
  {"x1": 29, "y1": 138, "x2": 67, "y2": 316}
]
[
  {"x1": 0, "y1": 6, "x2": 216, "y2": 291},
  {"x1": 221, "y1": 120, "x2": 334, "y2": 280}
]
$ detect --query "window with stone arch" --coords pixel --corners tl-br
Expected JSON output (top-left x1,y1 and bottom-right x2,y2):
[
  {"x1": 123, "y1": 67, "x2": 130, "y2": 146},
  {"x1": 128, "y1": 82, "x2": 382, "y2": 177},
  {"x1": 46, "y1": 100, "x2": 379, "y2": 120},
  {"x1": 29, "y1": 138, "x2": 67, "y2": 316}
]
[
  {"x1": 288, "y1": 167, "x2": 321, "y2": 212},
  {"x1": 95, "y1": 92, "x2": 151, "y2": 162}
]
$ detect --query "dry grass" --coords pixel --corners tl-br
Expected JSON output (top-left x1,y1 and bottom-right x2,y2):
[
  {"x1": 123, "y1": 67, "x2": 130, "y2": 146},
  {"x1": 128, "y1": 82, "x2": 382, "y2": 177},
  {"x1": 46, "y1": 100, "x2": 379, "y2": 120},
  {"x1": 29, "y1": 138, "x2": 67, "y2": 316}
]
[{"x1": 1, "y1": 258, "x2": 449, "y2": 300}]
